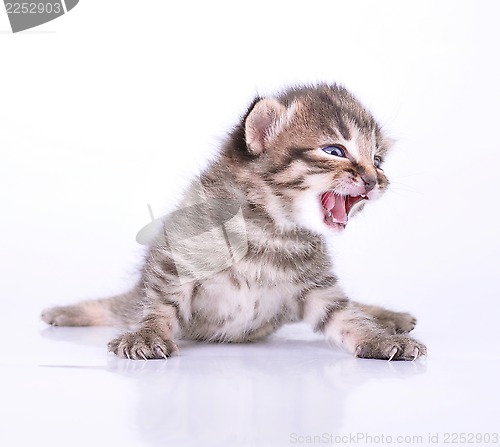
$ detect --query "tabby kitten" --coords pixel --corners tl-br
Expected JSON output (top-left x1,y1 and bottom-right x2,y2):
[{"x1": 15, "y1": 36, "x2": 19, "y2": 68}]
[{"x1": 42, "y1": 84, "x2": 426, "y2": 361}]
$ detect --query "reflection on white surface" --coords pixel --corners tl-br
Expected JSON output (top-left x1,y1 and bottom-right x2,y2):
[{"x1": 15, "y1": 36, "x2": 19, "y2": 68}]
[{"x1": 2, "y1": 320, "x2": 498, "y2": 447}]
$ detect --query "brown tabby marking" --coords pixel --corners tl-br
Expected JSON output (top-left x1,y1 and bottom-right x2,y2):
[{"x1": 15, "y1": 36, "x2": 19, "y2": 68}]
[{"x1": 42, "y1": 84, "x2": 426, "y2": 361}]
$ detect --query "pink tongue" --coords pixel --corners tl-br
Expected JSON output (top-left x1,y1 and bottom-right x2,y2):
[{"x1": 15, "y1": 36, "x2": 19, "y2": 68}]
[{"x1": 322, "y1": 193, "x2": 348, "y2": 225}]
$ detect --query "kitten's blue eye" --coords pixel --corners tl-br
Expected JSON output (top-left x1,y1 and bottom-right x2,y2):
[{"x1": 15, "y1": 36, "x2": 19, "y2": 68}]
[
  {"x1": 374, "y1": 155, "x2": 383, "y2": 169},
  {"x1": 322, "y1": 145, "x2": 346, "y2": 158}
]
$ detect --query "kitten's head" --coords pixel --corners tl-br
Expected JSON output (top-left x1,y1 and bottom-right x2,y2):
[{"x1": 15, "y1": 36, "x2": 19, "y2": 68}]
[{"x1": 232, "y1": 84, "x2": 392, "y2": 234}]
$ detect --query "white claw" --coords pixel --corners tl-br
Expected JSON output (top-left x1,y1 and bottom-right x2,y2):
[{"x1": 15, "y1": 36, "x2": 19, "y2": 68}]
[
  {"x1": 155, "y1": 346, "x2": 168, "y2": 360},
  {"x1": 388, "y1": 346, "x2": 398, "y2": 362},
  {"x1": 412, "y1": 347, "x2": 420, "y2": 362},
  {"x1": 354, "y1": 345, "x2": 363, "y2": 358},
  {"x1": 139, "y1": 351, "x2": 148, "y2": 361},
  {"x1": 125, "y1": 351, "x2": 131, "y2": 360}
]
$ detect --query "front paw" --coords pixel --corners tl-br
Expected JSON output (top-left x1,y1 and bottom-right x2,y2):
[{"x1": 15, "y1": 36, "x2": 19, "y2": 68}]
[
  {"x1": 108, "y1": 331, "x2": 179, "y2": 360},
  {"x1": 355, "y1": 333, "x2": 426, "y2": 361}
]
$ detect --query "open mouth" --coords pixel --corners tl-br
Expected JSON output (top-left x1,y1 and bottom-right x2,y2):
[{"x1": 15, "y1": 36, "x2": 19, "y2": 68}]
[{"x1": 320, "y1": 191, "x2": 367, "y2": 229}]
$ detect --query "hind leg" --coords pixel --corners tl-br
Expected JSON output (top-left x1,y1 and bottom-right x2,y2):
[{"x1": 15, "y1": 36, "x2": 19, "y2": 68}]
[
  {"x1": 354, "y1": 303, "x2": 417, "y2": 334},
  {"x1": 41, "y1": 301, "x2": 109, "y2": 327},
  {"x1": 42, "y1": 290, "x2": 139, "y2": 327}
]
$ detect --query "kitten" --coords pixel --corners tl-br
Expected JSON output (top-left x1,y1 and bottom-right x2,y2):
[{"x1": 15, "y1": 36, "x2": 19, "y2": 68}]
[{"x1": 42, "y1": 84, "x2": 426, "y2": 361}]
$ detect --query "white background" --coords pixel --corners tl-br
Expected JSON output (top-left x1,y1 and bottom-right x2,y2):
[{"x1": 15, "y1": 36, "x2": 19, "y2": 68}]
[{"x1": 1, "y1": 1, "x2": 499, "y2": 446}]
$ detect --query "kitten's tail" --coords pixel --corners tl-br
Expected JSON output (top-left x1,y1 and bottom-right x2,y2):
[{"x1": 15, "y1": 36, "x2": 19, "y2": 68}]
[{"x1": 41, "y1": 288, "x2": 142, "y2": 329}]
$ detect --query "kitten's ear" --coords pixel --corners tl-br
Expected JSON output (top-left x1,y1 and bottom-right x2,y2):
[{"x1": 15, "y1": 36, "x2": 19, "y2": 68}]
[
  {"x1": 379, "y1": 135, "x2": 396, "y2": 156},
  {"x1": 245, "y1": 98, "x2": 289, "y2": 155}
]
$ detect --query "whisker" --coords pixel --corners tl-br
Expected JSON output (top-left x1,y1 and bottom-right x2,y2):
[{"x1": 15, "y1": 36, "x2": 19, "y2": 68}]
[
  {"x1": 386, "y1": 188, "x2": 424, "y2": 197},
  {"x1": 388, "y1": 181, "x2": 424, "y2": 195},
  {"x1": 389, "y1": 171, "x2": 427, "y2": 180}
]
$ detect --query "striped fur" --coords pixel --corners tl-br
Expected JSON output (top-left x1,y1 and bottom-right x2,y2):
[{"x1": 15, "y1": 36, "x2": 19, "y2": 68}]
[{"x1": 42, "y1": 84, "x2": 426, "y2": 361}]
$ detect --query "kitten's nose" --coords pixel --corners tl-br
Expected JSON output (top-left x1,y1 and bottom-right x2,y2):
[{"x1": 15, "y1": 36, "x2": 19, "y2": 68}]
[{"x1": 361, "y1": 174, "x2": 377, "y2": 193}]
